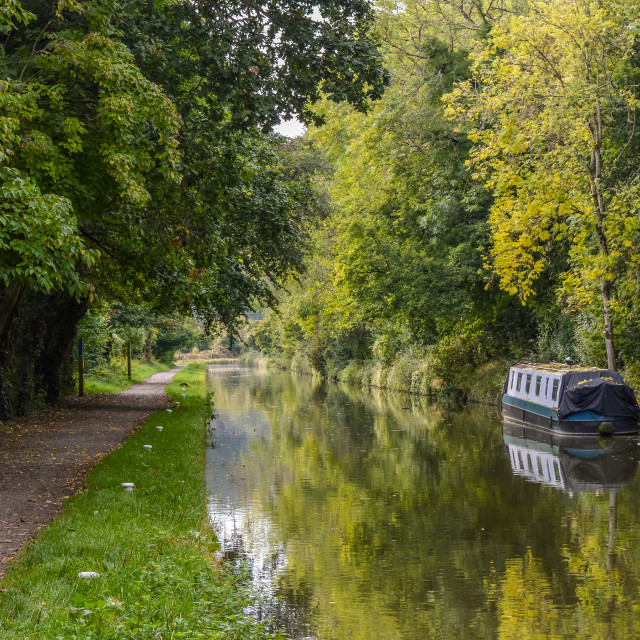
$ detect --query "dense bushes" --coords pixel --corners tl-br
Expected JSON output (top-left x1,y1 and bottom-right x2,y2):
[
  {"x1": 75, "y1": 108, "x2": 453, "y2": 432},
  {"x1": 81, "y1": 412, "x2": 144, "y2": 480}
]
[
  {"x1": 77, "y1": 304, "x2": 202, "y2": 381},
  {"x1": 243, "y1": 304, "x2": 636, "y2": 406}
]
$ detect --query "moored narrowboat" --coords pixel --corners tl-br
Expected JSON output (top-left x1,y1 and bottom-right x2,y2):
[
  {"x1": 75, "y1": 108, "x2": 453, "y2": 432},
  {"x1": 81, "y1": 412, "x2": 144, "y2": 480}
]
[{"x1": 502, "y1": 363, "x2": 639, "y2": 435}]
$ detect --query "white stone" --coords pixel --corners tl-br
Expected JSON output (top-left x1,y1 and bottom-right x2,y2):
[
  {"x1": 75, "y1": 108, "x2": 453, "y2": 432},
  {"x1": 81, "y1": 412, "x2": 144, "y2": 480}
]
[
  {"x1": 121, "y1": 482, "x2": 134, "y2": 491},
  {"x1": 156, "y1": 426, "x2": 163, "y2": 431},
  {"x1": 166, "y1": 409, "x2": 172, "y2": 413},
  {"x1": 78, "y1": 572, "x2": 100, "y2": 579},
  {"x1": 143, "y1": 444, "x2": 152, "y2": 450}
]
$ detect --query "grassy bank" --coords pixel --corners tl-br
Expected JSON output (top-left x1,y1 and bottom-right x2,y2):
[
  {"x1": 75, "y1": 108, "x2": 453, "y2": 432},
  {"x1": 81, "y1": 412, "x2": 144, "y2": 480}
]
[
  {"x1": 237, "y1": 350, "x2": 268, "y2": 369},
  {"x1": 0, "y1": 362, "x2": 279, "y2": 639},
  {"x1": 81, "y1": 360, "x2": 170, "y2": 394},
  {"x1": 248, "y1": 348, "x2": 509, "y2": 406},
  {"x1": 335, "y1": 356, "x2": 508, "y2": 406}
]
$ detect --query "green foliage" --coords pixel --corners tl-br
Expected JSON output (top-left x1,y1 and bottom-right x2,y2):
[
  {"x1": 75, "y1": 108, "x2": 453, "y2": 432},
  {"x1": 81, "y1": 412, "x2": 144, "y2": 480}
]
[
  {"x1": 387, "y1": 351, "x2": 421, "y2": 392},
  {"x1": 0, "y1": 0, "x2": 34, "y2": 32},
  {"x1": 111, "y1": 326, "x2": 147, "y2": 358},
  {"x1": 534, "y1": 316, "x2": 580, "y2": 365},
  {"x1": 152, "y1": 318, "x2": 201, "y2": 364},
  {"x1": 76, "y1": 304, "x2": 112, "y2": 370},
  {"x1": 77, "y1": 303, "x2": 202, "y2": 389},
  {"x1": 445, "y1": 0, "x2": 640, "y2": 368},
  {"x1": 0, "y1": 0, "x2": 388, "y2": 417},
  {"x1": 429, "y1": 321, "x2": 489, "y2": 387},
  {"x1": 0, "y1": 169, "x2": 95, "y2": 296},
  {"x1": 237, "y1": 349, "x2": 267, "y2": 369},
  {"x1": 243, "y1": 1, "x2": 538, "y2": 398},
  {"x1": 574, "y1": 315, "x2": 609, "y2": 370},
  {"x1": 249, "y1": 0, "x2": 640, "y2": 393}
]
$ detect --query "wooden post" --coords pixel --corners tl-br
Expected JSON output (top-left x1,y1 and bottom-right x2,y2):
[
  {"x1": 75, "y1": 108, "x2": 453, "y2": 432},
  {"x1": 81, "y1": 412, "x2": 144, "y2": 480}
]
[
  {"x1": 127, "y1": 341, "x2": 132, "y2": 380},
  {"x1": 78, "y1": 339, "x2": 84, "y2": 397}
]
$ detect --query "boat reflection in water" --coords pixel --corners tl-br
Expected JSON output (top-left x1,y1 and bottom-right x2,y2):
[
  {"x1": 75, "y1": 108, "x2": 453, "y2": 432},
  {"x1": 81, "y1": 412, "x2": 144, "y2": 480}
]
[{"x1": 503, "y1": 420, "x2": 640, "y2": 493}]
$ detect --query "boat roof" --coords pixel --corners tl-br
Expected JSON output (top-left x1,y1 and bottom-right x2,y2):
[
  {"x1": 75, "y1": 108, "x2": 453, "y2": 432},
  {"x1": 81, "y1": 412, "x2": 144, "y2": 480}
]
[{"x1": 510, "y1": 362, "x2": 602, "y2": 374}]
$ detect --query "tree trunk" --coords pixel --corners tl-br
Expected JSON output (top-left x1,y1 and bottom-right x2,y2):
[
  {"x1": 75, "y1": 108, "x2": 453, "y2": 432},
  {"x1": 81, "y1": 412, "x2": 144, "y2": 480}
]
[
  {"x1": 600, "y1": 277, "x2": 617, "y2": 371},
  {"x1": 0, "y1": 284, "x2": 22, "y2": 338},
  {"x1": 0, "y1": 289, "x2": 86, "y2": 419},
  {"x1": 38, "y1": 293, "x2": 87, "y2": 405},
  {"x1": 589, "y1": 101, "x2": 617, "y2": 371},
  {"x1": 0, "y1": 285, "x2": 23, "y2": 418}
]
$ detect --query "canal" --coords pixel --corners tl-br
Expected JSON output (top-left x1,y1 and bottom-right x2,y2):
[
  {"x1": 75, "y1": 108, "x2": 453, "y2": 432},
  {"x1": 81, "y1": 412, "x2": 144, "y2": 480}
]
[{"x1": 205, "y1": 365, "x2": 640, "y2": 640}]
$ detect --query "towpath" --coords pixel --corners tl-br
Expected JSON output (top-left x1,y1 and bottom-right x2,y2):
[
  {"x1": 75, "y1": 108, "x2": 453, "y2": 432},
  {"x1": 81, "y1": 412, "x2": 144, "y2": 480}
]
[{"x1": 0, "y1": 367, "x2": 183, "y2": 578}]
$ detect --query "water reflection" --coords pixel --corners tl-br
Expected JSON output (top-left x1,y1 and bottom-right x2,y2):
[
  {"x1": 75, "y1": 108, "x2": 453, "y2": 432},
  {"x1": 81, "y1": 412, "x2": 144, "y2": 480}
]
[
  {"x1": 503, "y1": 421, "x2": 640, "y2": 492},
  {"x1": 206, "y1": 369, "x2": 640, "y2": 640}
]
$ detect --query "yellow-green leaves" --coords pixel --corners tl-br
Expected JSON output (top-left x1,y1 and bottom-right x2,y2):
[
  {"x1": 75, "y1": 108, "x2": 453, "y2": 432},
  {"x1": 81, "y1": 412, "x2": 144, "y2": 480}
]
[
  {"x1": 446, "y1": 0, "x2": 639, "y2": 310},
  {"x1": 0, "y1": 0, "x2": 34, "y2": 33}
]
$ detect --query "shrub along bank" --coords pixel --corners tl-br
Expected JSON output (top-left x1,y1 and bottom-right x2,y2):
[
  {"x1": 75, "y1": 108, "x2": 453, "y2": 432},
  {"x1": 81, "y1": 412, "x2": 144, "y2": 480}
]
[
  {"x1": 333, "y1": 355, "x2": 509, "y2": 406},
  {"x1": 0, "y1": 362, "x2": 280, "y2": 640},
  {"x1": 242, "y1": 349, "x2": 508, "y2": 406},
  {"x1": 241, "y1": 326, "x2": 510, "y2": 406},
  {"x1": 242, "y1": 307, "x2": 640, "y2": 406}
]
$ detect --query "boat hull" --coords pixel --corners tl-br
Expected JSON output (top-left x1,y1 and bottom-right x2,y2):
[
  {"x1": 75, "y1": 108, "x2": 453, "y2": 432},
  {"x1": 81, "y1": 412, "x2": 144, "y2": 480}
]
[{"x1": 502, "y1": 394, "x2": 639, "y2": 435}]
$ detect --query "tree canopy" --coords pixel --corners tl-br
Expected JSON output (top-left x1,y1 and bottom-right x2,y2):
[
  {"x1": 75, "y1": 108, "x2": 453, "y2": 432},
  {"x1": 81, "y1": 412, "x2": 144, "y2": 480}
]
[
  {"x1": 1, "y1": 0, "x2": 387, "y2": 323},
  {"x1": 0, "y1": 0, "x2": 388, "y2": 416},
  {"x1": 248, "y1": 0, "x2": 640, "y2": 393},
  {"x1": 445, "y1": 0, "x2": 640, "y2": 370}
]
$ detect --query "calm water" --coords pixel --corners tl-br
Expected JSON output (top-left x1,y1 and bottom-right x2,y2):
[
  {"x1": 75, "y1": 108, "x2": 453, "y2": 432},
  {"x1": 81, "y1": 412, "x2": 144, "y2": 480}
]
[{"x1": 205, "y1": 366, "x2": 640, "y2": 640}]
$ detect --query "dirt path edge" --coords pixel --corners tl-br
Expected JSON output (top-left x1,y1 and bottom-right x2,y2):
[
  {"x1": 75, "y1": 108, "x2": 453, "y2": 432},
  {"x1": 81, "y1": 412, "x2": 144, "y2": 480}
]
[{"x1": 0, "y1": 366, "x2": 184, "y2": 578}]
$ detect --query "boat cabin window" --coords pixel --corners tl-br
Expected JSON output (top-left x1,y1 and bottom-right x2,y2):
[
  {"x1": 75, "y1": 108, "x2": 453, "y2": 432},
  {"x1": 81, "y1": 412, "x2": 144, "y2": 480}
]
[
  {"x1": 551, "y1": 378, "x2": 559, "y2": 401},
  {"x1": 510, "y1": 371, "x2": 515, "y2": 390},
  {"x1": 516, "y1": 372, "x2": 522, "y2": 391},
  {"x1": 535, "y1": 375, "x2": 542, "y2": 396},
  {"x1": 545, "y1": 377, "x2": 549, "y2": 398},
  {"x1": 525, "y1": 374, "x2": 532, "y2": 394}
]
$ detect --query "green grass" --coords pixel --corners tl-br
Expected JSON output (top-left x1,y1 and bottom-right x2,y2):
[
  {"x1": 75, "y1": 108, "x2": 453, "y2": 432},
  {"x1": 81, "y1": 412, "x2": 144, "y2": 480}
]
[
  {"x1": 82, "y1": 360, "x2": 170, "y2": 394},
  {"x1": 0, "y1": 362, "x2": 280, "y2": 639}
]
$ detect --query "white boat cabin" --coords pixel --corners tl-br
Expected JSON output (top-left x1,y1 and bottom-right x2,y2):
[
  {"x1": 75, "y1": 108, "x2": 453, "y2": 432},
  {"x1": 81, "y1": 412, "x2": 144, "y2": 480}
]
[{"x1": 505, "y1": 363, "x2": 603, "y2": 409}]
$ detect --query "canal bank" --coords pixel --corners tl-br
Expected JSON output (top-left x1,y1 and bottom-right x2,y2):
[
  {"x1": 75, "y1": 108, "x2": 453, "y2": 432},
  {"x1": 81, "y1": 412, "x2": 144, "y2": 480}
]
[
  {"x1": 0, "y1": 362, "x2": 277, "y2": 639},
  {"x1": 241, "y1": 349, "x2": 509, "y2": 406}
]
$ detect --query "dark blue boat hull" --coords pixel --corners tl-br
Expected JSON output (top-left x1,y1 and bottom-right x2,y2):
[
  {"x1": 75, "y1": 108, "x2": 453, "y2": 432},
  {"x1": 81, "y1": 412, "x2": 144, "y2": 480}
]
[{"x1": 502, "y1": 394, "x2": 639, "y2": 435}]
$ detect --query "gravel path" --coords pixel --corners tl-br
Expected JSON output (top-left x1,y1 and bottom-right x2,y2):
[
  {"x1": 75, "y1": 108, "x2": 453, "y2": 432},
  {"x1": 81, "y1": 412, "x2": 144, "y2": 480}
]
[{"x1": 0, "y1": 367, "x2": 184, "y2": 578}]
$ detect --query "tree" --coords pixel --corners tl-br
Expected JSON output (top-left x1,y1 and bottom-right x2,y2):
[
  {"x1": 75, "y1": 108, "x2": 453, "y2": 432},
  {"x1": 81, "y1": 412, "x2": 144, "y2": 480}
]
[
  {"x1": 0, "y1": 0, "x2": 388, "y2": 416},
  {"x1": 445, "y1": 0, "x2": 640, "y2": 370},
  {"x1": 294, "y1": 0, "x2": 535, "y2": 361}
]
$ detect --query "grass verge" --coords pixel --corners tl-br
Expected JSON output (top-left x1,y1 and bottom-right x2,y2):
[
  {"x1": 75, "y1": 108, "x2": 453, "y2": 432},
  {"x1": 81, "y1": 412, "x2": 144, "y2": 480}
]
[
  {"x1": 82, "y1": 360, "x2": 170, "y2": 394},
  {"x1": 0, "y1": 362, "x2": 280, "y2": 639}
]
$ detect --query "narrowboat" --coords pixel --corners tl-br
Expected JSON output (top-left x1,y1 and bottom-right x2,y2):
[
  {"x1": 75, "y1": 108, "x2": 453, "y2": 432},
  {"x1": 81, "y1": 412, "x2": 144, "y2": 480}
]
[{"x1": 502, "y1": 362, "x2": 639, "y2": 435}]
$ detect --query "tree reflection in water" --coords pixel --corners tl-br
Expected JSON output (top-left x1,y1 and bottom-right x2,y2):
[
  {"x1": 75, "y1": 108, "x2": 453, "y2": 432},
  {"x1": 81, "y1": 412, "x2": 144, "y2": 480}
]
[{"x1": 206, "y1": 368, "x2": 640, "y2": 640}]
